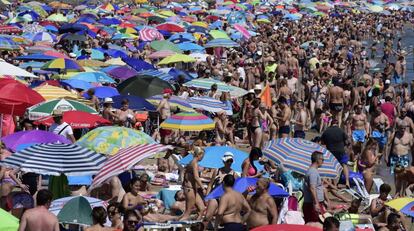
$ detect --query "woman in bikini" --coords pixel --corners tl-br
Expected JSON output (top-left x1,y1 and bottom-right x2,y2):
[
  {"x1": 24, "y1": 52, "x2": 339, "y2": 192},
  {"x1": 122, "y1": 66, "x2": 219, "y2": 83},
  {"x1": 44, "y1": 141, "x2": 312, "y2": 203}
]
[
  {"x1": 242, "y1": 147, "x2": 264, "y2": 178},
  {"x1": 357, "y1": 138, "x2": 379, "y2": 193},
  {"x1": 180, "y1": 147, "x2": 206, "y2": 221},
  {"x1": 122, "y1": 177, "x2": 147, "y2": 210},
  {"x1": 250, "y1": 99, "x2": 266, "y2": 148}
]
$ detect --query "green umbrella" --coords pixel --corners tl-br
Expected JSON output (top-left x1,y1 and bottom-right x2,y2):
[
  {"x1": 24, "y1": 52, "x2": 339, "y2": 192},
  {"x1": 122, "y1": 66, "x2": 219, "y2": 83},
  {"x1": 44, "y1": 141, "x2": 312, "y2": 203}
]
[
  {"x1": 158, "y1": 54, "x2": 196, "y2": 65},
  {"x1": 0, "y1": 208, "x2": 19, "y2": 231},
  {"x1": 47, "y1": 13, "x2": 68, "y2": 22},
  {"x1": 57, "y1": 197, "x2": 93, "y2": 226},
  {"x1": 148, "y1": 15, "x2": 166, "y2": 23},
  {"x1": 150, "y1": 40, "x2": 182, "y2": 53},
  {"x1": 117, "y1": 75, "x2": 174, "y2": 98},
  {"x1": 209, "y1": 30, "x2": 230, "y2": 40},
  {"x1": 27, "y1": 98, "x2": 97, "y2": 120}
]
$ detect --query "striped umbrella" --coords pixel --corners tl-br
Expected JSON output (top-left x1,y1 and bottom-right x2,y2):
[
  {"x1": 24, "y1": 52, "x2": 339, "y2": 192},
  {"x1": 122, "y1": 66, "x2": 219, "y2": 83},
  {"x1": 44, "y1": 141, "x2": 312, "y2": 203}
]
[
  {"x1": 160, "y1": 112, "x2": 215, "y2": 131},
  {"x1": 139, "y1": 27, "x2": 164, "y2": 41},
  {"x1": 70, "y1": 72, "x2": 115, "y2": 83},
  {"x1": 234, "y1": 24, "x2": 251, "y2": 39},
  {"x1": 204, "y1": 38, "x2": 239, "y2": 48},
  {"x1": 263, "y1": 138, "x2": 343, "y2": 179},
  {"x1": 90, "y1": 144, "x2": 172, "y2": 188},
  {"x1": 183, "y1": 78, "x2": 248, "y2": 97},
  {"x1": 27, "y1": 98, "x2": 97, "y2": 120},
  {"x1": 34, "y1": 84, "x2": 79, "y2": 100},
  {"x1": 147, "y1": 94, "x2": 194, "y2": 112},
  {"x1": 0, "y1": 143, "x2": 106, "y2": 176},
  {"x1": 76, "y1": 126, "x2": 156, "y2": 155},
  {"x1": 188, "y1": 96, "x2": 233, "y2": 115},
  {"x1": 137, "y1": 69, "x2": 174, "y2": 81},
  {"x1": 42, "y1": 58, "x2": 85, "y2": 72},
  {"x1": 148, "y1": 50, "x2": 176, "y2": 59},
  {"x1": 0, "y1": 36, "x2": 20, "y2": 50},
  {"x1": 31, "y1": 32, "x2": 56, "y2": 43}
]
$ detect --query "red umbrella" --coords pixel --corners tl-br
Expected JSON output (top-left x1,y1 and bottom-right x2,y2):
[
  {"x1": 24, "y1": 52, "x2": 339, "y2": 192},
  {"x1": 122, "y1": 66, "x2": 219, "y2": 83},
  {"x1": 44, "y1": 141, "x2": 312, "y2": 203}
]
[
  {"x1": 156, "y1": 23, "x2": 185, "y2": 33},
  {"x1": 0, "y1": 25, "x2": 22, "y2": 34},
  {"x1": 252, "y1": 224, "x2": 322, "y2": 231},
  {"x1": 0, "y1": 79, "x2": 45, "y2": 116},
  {"x1": 34, "y1": 110, "x2": 111, "y2": 128}
]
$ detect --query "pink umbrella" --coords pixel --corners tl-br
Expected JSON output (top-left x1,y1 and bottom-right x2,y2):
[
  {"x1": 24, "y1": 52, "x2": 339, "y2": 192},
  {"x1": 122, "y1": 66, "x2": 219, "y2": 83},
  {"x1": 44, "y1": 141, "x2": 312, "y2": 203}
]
[
  {"x1": 139, "y1": 27, "x2": 164, "y2": 41},
  {"x1": 148, "y1": 50, "x2": 176, "y2": 59},
  {"x1": 234, "y1": 24, "x2": 251, "y2": 39},
  {"x1": 43, "y1": 50, "x2": 69, "y2": 59}
]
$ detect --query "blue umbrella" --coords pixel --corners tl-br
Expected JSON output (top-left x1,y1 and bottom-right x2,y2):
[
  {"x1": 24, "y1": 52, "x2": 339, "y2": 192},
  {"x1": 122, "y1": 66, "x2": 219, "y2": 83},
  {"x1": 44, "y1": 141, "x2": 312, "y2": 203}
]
[
  {"x1": 19, "y1": 61, "x2": 45, "y2": 69},
  {"x1": 15, "y1": 54, "x2": 56, "y2": 61},
  {"x1": 169, "y1": 33, "x2": 195, "y2": 42},
  {"x1": 167, "y1": 68, "x2": 195, "y2": 82},
  {"x1": 84, "y1": 86, "x2": 119, "y2": 99},
  {"x1": 98, "y1": 18, "x2": 121, "y2": 26},
  {"x1": 76, "y1": 17, "x2": 96, "y2": 24},
  {"x1": 137, "y1": 69, "x2": 174, "y2": 82},
  {"x1": 170, "y1": 37, "x2": 191, "y2": 44},
  {"x1": 61, "y1": 79, "x2": 93, "y2": 90},
  {"x1": 122, "y1": 57, "x2": 154, "y2": 72},
  {"x1": 59, "y1": 23, "x2": 88, "y2": 34},
  {"x1": 96, "y1": 48, "x2": 127, "y2": 59},
  {"x1": 179, "y1": 146, "x2": 263, "y2": 173},
  {"x1": 71, "y1": 72, "x2": 115, "y2": 83},
  {"x1": 205, "y1": 177, "x2": 289, "y2": 200},
  {"x1": 178, "y1": 42, "x2": 205, "y2": 52},
  {"x1": 111, "y1": 95, "x2": 155, "y2": 111},
  {"x1": 186, "y1": 25, "x2": 209, "y2": 34},
  {"x1": 44, "y1": 25, "x2": 58, "y2": 32},
  {"x1": 204, "y1": 38, "x2": 239, "y2": 48}
]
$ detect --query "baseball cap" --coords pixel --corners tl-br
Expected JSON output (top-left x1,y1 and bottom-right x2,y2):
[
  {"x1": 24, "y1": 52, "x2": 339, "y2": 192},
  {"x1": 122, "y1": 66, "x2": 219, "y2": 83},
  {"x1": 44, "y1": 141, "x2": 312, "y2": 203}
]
[
  {"x1": 222, "y1": 152, "x2": 234, "y2": 162},
  {"x1": 385, "y1": 79, "x2": 391, "y2": 84},
  {"x1": 104, "y1": 97, "x2": 113, "y2": 103},
  {"x1": 163, "y1": 88, "x2": 173, "y2": 94}
]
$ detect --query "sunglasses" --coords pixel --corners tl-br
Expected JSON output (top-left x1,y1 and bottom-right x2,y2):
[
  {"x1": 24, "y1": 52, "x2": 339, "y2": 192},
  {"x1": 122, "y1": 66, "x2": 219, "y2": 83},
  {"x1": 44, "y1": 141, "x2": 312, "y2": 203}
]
[
  {"x1": 127, "y1": 220, "x2": 139, "y2": 225},
  {"x1": 108, "y1": 210, "x2": 118, "y2": 216}
]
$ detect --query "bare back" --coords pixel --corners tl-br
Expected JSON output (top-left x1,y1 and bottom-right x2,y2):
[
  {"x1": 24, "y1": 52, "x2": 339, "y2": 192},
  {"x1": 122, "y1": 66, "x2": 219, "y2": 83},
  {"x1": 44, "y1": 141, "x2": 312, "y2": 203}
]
[{"x1": 19, "y1": 207, "x2": 59, "y2": 231}]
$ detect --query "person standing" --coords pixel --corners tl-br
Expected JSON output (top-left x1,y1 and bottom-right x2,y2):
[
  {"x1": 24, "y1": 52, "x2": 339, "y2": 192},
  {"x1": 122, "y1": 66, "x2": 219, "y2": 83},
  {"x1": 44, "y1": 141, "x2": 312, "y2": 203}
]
[
  {"x1": 49, "y1": 109, "x2": 76, "y2": 143},
  {"x1": 302, "y1": 151, "x2": 328, "y2": 223},
  {"x1": 18, "y1": 189, "x2": 59, "y2": 231},
  {"x1": 216, "y1": 174, "x2": 251, "y2": 231}
]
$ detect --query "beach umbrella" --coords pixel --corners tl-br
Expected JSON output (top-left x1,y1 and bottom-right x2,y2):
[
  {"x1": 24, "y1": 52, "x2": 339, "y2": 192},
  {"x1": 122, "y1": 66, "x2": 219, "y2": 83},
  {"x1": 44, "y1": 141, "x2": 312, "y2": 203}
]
[
  {"x1": 183, "y1": 78, "x2": 247, "y2": 97},
  {"x1": 112, "y1": 95, "x2": 155, "y2": 111},
  {"x1": 368, "y1": 4, "x2": 384, "y2": 13},
  {"x1": 263, "y1": 138, "x2": 342, "y2": 178},
  {"x1": 35, "y1": 111, "x2": 111, "y2": 129},
  {"x1": 0, "y1": 79, "x2": 44, "y2": 116},
  {"x1": 61, "y1": 79, "x2": 92, "y2": 90},
  {"x1": 136, "y1": 69, "x2": 174, "y2": 82},
  {"x1": 158, "y1": 54, "x2": 196, "y2": 65},
  {"x1": 76, "y1": 126, "x2": 156, "y2": 155},
  {"x1": 84, "y1": 86, "x2": 119, "y2": 99},
  {"x1": 31, "y1": 32, "x2": 56, "y2": 43},
  {"x1": 90, "y1": 144, "x2": 172, "y2": 188},
  {"x1": 105, "y1": 58, "x2": 125, "y2": 66},
  {"x1": 204, "y1": 38, "x2": 239, "y2": 48},
  {"x1": 234, "y1": 24, "x2": 251, "y2": 39},
  {"x1": 47, "y1": 13, "x2": 68, "y2": 22},
  {"x1": 98, "y1": 18, "x2": 121, "y2": 26},
  {"x1": 34, "y1": 84, "x2": 79, "y2": 100},
  {"x1": 70, "y1": 72, "x2": 115, "y2": 83},
  {"x1": 77, "y1": 60, "x2": 109, "y2": 68},
  {"x1": 156, "y1": 23, "x2": 184, "y2": 32},
  {"x1": 139, "y1": 27, "x2": 164, "y2": 41},
  {"x1": 50, "y1": 196, "x2": 106, "y2": 219},
  {"x1": 27, "y1": 98, "x2": 97, "y2": 120},
  {"x1": 283, "y1": 13, "x2": 302, "y2": 20},
  {"x1": 0, "y1": 36, "x2": 20, "y2": 50},
  {"x1": 209, "y1": 30, "x2": 230, "y2": 40},
  {"x1": 188, "y1": 96, "x2": 232, "y2": 115},
  {"x1": 107, "y1": 66, "x2": 138, "y2": 79},
  {"x1": 59, "y1": 23, "x2": 88, "y2": 34},
  {"x1": 57, "y1": 197, "x2": 92, "y2": 226},
  {"x1": 187, "y1": 25, "x2": 209, "y2": 34},
  {"x1": 147, "y1": 95, "x2": 194, "y2": 112},
  {"x1": 42, "y1": 58, "x2": 85, "y2": 72},
  {"x1": 0, "y1": 25, "x2": 22, "y2": 34},
  {"x1": 385, "y1": 197, "x2": 414, "y2": 217},
  {"x1": 148, "y1": 50, "x2": 176, "y2": 59},
  {"x1": 1, "y1": 130, "x2": 70, "y2": 152},
  {"x1": 205, "y1": 177, "x2": 288, "y2": 200},
  {"x1": 150, "y1": 40, "x2": 182, "y2": 53},
  {"x1": 112, "y1": 33, "x2": 137, "y2": 40},
  {"x1": 122, "y1": 57, "x2": 155, "y2": 71},
  {"x1": 179, "y1": 146, "x2": 260, "y2": 173},
  {"x1": 169, "y1": 33, "x2": 195, "y2": 42},
  {"x1": 0, "y1": 208, "x2": 19, "y2": 231},
  {"x1": 0, "y1": 143, "x2": 106, "y2": 176},
  {"x1": 160, "y1": 112, "x2": 215, "y2": 131},
  {"x1": 0, "y1": 60, "x2": 37, "y2": 77},
  {"x1": 15, "y1": 53, "x2": 56, "y2": 61},
  {"x1": 252, "y1": 224, "x2": 322, "y2": 231},
  {"x1": 117, "y1": 76, "x2": 173, "y2": 98},
  {"x1": 178, "y1": 42, "x2": 204, "y2": 52},
  {"x1": 60, "y1": 33, "x2": 88, "y2": 42}
]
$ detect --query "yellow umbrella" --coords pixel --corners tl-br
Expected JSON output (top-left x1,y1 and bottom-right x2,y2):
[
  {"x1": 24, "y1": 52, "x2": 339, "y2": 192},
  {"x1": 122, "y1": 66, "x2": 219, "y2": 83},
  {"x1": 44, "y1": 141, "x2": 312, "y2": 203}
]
[
  {"x1": 47, "y1": 13, "x2": 68, "y2": 22},
  {"x1": 135, "y1": 0, "x2": 148, "y2": 3},
  {"x1": 385, "y1": 197, "x2": 414, "y2": 211},
  {"x1": 158, "y1": 10, "x2": 176, "y2": 17},
  {"x1": 158, "y1": 54, "x2": 196, "y2": 65},
  {"x1": 78, "y1": 60, "x2": 109, "y2": 67},
  {"x1": 34, "y1": 84, "x2": 79, "y2": 100},
  {"x1": 105, "y1": 58, "x2": 126, "y2": 66},
  {"x1": 368, "y1": 4, "x2": 384, "y2": 13},
  {"x1": 192, "y1": 21, "x2": 208, "y2": 28}
]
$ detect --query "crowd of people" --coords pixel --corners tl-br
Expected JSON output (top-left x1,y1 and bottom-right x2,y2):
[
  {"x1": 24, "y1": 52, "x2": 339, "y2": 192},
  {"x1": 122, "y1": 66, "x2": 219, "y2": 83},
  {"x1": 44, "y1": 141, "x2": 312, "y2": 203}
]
[{"x1": 0, "y1": 0, "x2": 414, "y2": 230}]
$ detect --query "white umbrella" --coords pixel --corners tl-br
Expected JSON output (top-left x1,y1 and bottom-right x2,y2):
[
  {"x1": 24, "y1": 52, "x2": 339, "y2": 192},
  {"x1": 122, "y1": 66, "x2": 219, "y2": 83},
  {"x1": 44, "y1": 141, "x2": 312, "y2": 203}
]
[{"x1": 0, "y1": 61, "x2": 38, "y2": 78}]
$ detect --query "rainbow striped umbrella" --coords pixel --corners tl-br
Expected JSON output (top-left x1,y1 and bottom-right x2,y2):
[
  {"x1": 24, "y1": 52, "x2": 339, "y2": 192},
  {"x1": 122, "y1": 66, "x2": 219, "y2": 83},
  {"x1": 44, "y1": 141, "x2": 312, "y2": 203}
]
[
  {"x1": 263, "y1": 138, "x2": 342, "y2": 179},
  {"x1": 147, "y1": 95, "x2": 194, "y2": 112},
  {"x1": 42, "y1": 58, "x2": 85, "y2": 72},
  {"x1": 160, "y1": 112, "x2": 215, "y2": 131}
]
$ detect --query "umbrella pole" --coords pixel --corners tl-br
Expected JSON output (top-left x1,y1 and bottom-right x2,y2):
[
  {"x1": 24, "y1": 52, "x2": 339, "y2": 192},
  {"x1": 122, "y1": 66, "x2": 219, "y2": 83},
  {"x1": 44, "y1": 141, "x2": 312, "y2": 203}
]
[{"x1": 0, "y1": 114, "x2": 2, "y2": 138}]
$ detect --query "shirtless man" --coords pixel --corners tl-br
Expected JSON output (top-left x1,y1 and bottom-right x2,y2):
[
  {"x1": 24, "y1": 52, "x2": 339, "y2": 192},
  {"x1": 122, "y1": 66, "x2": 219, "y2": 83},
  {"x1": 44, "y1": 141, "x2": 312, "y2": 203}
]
[
  {"x1": 328, "y1": 78, "x2": 345, "y2": 127},
  {"x1": 395, "y1": 108, "x2": 414, "y2": 134},
  {"x1": 157, "y1": 89, "x2": 172, "y2": 144},
  {"x1": 278, "y1": 79, "x2": 292, "y2": 105},
  {"x1": 293, "y1": 101, "x2": 308, "y2": 139},
  {"x1": 216, "y1": 175, "x2": 251, "y2": 231},
  {"x1": 246, "y1": 178, "x2": 278, "y2": 229},
  {"x1": 371, "y1": 105, "x2": 390, "y2": 156},
  {"x1": 18, "y1": 189, "x2": 59, "y2": 231},
  {"x1": 115, "y1": 99, "x2": 136, "y2": 127},
  {"x1": 287, "y1": 52, "x2": 300, "y2": 79},
  {"x1": 349, "y1": 104, "x2": 370, "y2": 156},
  {"x1": 389, "y1": 121, "x2": 413, "y2": 174},
  {"x1": 287, "y1": 74, "x2": 298, "y2": 96},
  {"x1": 276, "y1": 97, "x2": 291, "y2": 138},
  {"x1": 394, "y1": 56, "x2": 405, "y2": 84}
]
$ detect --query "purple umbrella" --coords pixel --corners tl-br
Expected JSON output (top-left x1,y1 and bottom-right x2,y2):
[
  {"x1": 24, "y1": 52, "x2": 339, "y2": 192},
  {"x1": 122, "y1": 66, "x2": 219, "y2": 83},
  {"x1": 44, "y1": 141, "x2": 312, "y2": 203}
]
[
  {"x1": 1, "y1": 130, "x2": 71, "y2": 152},
  {"x1": 107, "y1": 66, "x2": 138, "y2": 79}
]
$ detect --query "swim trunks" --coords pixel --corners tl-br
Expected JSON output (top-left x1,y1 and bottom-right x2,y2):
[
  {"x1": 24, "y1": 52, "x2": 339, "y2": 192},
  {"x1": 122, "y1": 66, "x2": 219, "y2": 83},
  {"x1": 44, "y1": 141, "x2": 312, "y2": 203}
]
[
  {"x1": 329, "y1": 102, "x2": 343, "y2": 112},
  {"x1": 279, "y1": 125, "x2": 291, "y2": 135},
  {"x1": 352, "y1": 129, "x2": 366, "y2": 143},
  {"x1": 371, "y1": 130, "x2": 387, "y2": 148}
]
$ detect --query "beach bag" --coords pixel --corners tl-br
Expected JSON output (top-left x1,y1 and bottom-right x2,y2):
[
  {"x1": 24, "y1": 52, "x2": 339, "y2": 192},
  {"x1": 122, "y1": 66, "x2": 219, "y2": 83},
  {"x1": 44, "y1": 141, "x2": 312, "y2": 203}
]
[
  {"x1": 287, "y1": 195, "x2": 299, "y2": 211},
  {"x1": 281, "y1": 170, "x2": 303, "y2": 191}
]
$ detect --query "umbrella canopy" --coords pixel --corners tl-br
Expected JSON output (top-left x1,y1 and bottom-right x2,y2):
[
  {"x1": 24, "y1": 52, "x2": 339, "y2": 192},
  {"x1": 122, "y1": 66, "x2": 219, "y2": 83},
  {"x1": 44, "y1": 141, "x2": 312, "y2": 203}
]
[
  {"x1": 147, "y1": 95, "x2": 194, "y2": 112},
  {"x1": 107, "y1": 66, "x2": 138, "y2": 79},
  {"x1": 160, "y1": 112, "x2": 215, "y2": 131},
  {"x1": 0, "y1": 79, "x2": 45, "y2": 116},
  {"x1": 1, "y1": 130, "x2": 71, "y2": 152},
  {"x1": 385, "y1": 197, "x2": 414, "y2": 217},
  {"x1": 0, "y1": 61, "x2": 37, "y2": 78},
  {"x1": 57, "y1": 196, "x2": 92, "y2": 226},
  {"x1": 34, "y1": 84, "x2": 79, "y2": 100},
  {"x1": 0, "y1": 208, "x2": 19, "y2": 231},
  {"x1": 209, "y1": 30, "x2": 230, "y2": 40},
  {"x1": 90, "y1": 144, "x2": 172, "y2": 188},
  {"x1": 62, "y1": 79, "x2": 92, "y2": 90},
  {"x1": 77, "y1": 60, "x2": 109, "y2": 67},
  {"x1": 150, "y1": 40, "x2": 182, "y2": 53},
  {"x1": 50, "y1": 196, "x2": 106, "y2": 219},
  {"x1": 112, "y1": 95, "x2": 155, "y2": 111},
  {"x1": 0, "y1": 37, "x2": 20, "y2": 50},
  {"x1": 263, "y1": 138, "x2": 342, "y2": 178},
  {"x1": 76, "y1": 126, "x2": 156, "y2": 155},
  {"x1": 70, "y1": 72, "x2": 115, "y2": 83},
  {"x1": 0, "y1": 143, "x2": 106, "y2": 176},
  {"x1": 188, "y1": 96, "x2": 232, "y2": 115},
  {"x1": 148, "y1": 50, "x2": 176, "y2": 59},
  {"x1": 183, "y1": 78, "x2": 247, "y2": 97},
  {"x1": 158, "y1": 54, "x2": 196, "y2": 65},
  {"x1": 122, "y1": 57, "x2": 154, "y2": 72},
  {"x1": 139, "y1": 27, "x2": 164, "y2": 41},
  {"x1": 205, "y1": 38, "x2": 239, "y2": 48},
  {"x1": 35, "y1": 111, "x2": 111, "y2": 129},
  {"x1": 117, "y1": 75, "x2": 173, "y2": 98},
  {"x1": 178, "y1": 42, "x2": 204, "y2": 52},
  {"x1": 42, "y1": 58, "x2": 85, "y2": 72},
  {"x1": 156, "y1": 23, "x2": 185, "y2": 32},
  {"x1": 84, "y1": 86, "x2": 119, "y2": 99},
  {"x1": 47, "y1": 13, "x2": 68, "y2": 22},
  {"x1": 15, "y1": 53, "x2": 56, "y2": 60},
  {"x1": 31, "y1": 31, "x2": 56, "y2": 43},
  {"x1": 205, "y1": 177, "x2": 288, "y2": 200},
  {"x1": 251, "y1": 224, "x2": 322, "y2": 231},
  {"x1": 27, "y1": 98, "x2": 97, "y2": 120}
]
